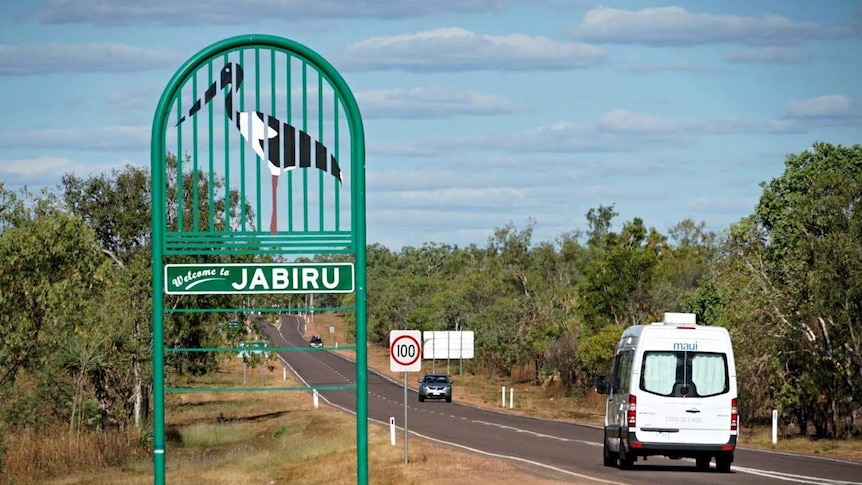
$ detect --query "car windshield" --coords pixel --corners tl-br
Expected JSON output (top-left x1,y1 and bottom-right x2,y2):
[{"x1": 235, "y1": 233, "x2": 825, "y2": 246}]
[{"x1": 425, "y1": 375, "x2": 448, "y2": 383}]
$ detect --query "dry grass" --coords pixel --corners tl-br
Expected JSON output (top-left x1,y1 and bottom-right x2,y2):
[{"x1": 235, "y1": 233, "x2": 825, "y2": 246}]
[
  {"x1": 2, "y1": 428, "x2": 145, "y2": 483},
  {"x1": 738, "y1": 426, "x2": 862, "y2": 462},
  {"x1": 10, "y1": 356, "x2": 574, "y2": 485}
]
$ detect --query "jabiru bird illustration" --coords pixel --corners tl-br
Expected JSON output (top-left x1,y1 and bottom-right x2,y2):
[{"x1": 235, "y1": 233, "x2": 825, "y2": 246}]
[{"x1": 177, "y1": 63, "x2": 342, "y2": 234}]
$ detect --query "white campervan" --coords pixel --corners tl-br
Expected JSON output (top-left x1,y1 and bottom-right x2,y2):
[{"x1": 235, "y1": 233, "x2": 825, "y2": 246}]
[{"x1": 596, "y1": 312, "x2": 738, "y2": 472}]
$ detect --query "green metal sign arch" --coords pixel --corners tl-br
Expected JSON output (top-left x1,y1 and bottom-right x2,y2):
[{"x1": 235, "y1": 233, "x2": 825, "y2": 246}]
[{"x1": 150, "y1": 34, "x2": 367, "y2": 484}]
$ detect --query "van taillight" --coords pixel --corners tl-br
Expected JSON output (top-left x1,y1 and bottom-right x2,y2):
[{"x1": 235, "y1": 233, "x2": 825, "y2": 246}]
[
  {"x1": 627, "y1": 394, "x2": 637, "y2": 428},
  {"x1": 730, "y1": 398, "x2": 738, "y2": 433}
]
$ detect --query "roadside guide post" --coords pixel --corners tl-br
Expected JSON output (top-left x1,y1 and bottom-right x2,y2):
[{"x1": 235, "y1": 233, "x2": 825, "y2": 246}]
[{"x1": 390, "y1": 330, "x2": 422, "y2": 464}]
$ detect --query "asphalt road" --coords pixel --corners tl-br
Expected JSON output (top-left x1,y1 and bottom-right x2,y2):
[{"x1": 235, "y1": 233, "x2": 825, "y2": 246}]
[{"x1": 261, "y1": 315, "x2": 862, "y2": 485}]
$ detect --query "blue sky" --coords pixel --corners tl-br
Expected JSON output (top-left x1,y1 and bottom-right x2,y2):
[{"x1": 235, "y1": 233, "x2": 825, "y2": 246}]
[{"x1": 1, "y1": 1, "x2": 860, "y2": 250}]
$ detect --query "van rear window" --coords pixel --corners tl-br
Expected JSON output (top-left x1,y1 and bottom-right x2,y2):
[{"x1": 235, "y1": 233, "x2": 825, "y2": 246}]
[{"x1": 640, "y1": 351, "x2": 728, "y2": 398}]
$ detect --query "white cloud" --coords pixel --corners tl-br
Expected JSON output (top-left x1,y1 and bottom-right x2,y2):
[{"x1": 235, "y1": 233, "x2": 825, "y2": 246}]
[
  {"x1": 596, "y1": 109, "x2": 694, "y2": 134},
  {"x1": 0, "y1": 156, "x2": 126, "y2": 186},
  {"x1": 368, "y1": 141, "x2": 449, "y2": 158},
  {"x1": 724, "y1": 46, "x2": 812, "y2": 64},
  {"x1": 486, "y1": 121, "x2": 642, "y2": 153},
  {"x1": 0, "y1": 43, "x2": 183, "y2": 75},
  {"x1": 390, "y1": 110, "x2": 808, "y2": 156},
  {"x1": 357, "y1": 85, "x2": 517, "y2": 119},
  {"x1": 686, "y1": 196, "x2": 757, "y2": 215},
  {"x1": 369, "y1": 170, "x2": 487, "y2": 192},
  {"x1": 626, "y1": 62, "x2": 711, "y2": 73},
  {"x1": 1, "y1": 156, "x2": 72, "y2": 178},
  {"x1": 569, "y1": 7, "x2": 828, "y2": 46},
  {"x1": 339, "y1": 27, "x2": 606, "y2": 72},
  {"x1": 379, "y1": 186, "x2": 526, "y2": 209},
  {"x1": 486, "y1": 113, "x2": 700, "y2": 152},
  {"x1": 105, "y1": 83, "x2": 165, "y2": 112},
  {"x1": 39, "y1": 0, "x2": 514, "y2": 25},
  {"x1": 781, "y1": 94, "x2": 860, "y2": 120},
  {"x1": 367, "y1": 207, "x2": 521, "y2": 248},
  {"x1": 0, "y1": 126, "x2": 149, "y2": 151},
  {"x1": 594, "y1": 110, "x2": 804, "y2": 137}
]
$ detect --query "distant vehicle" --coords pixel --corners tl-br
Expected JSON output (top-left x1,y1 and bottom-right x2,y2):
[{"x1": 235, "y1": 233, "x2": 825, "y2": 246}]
[
  {"x1": 596, "y1": 312, "x2": 738, "y2": 472},
  {"x1": 418, "y1": 373, "x2": 452, "y2": 402},
  {"x1": 309, "y1": 334, "x2": 323, "y2": 349}
]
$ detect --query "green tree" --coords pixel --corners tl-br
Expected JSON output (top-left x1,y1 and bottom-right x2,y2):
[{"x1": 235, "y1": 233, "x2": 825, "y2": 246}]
[
  {"x1": 0, "y1": 193, "x2": 106, "y2": 432},
  {"x1": 55, "y1": 156, "x2": 254, "y2": 427},
  {"x1": 585, "y1": 204, "x2": 618, "y2": 249},
  {"x1": 576, "y1": 216, "x2": 663, "y2": 329},
  {"x1": 61, "y1": 165, "x2": 150, "y2": 266},
  {"x1": 751, "y1": 142, "x2": 862, "y2": 438},
  {"x1": 575, "y1": 324, "x2": 623, "y2": 386},
  {"x1": 653, "y1": 219, "x2": 718, "y2": 312}
]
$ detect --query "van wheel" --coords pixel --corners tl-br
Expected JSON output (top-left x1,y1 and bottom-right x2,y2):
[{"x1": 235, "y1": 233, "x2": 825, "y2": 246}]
[
  {"x1": 695, "y1": 456, "x2": 711, "y2": 471},
  {"x1": 716, "y1": 453, "x2": 732, "y2": 473},
  {"x1": 618, "y1": 444, "x2": 634, "y2": 470},
  {"x1": 602, "y1": 434, "x2": 616, "y2": 467}
]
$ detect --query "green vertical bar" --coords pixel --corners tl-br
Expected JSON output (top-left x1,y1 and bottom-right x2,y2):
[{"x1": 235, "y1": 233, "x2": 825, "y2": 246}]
[
  {"x1": 271, "y1": 50, "x2": 277, "y2": 234},
  {"x1": 318, "y1": 72, "x2": 324, "y2": 230},
  {"x1": 254, "y1": 47, "x2": 262, "y2": 232},
  {"x1": 239, "y1": 49, "x2": 246, "y2": 231},
  {"x1": 176, "y1": 99, "x2": 183, "y2": 231},
  {"x1": 223, "y1": 53, "x2": 231, "y2": 231},
  {"x1": 302, "y1": 60, "x2": 308, "y2": 231},
  {"x1": 270, "y1": 49, "x2": 276, "y2": 233},
  {"x1": 151, "y1": 70, "x2": 169, "y2": 485},
  {"x1": 286, "y1": 54, "x2": 294, "y2": 231},
  {"x1": 151, "y1": 204, "x2": 166, "y2": 484},
  {"x1": 351, "y1": 108, "x2": 368, "y2": 485},
  {"x1": 208, "y1": 62, "x2": 215, "y2": 230},
  {"x1": 334, "y1": 98, "x2": 340, "y2": 230},
  {"x1": 192, "y1": 72, "x2": 199, "y2": 231},
  {"x1": 270, "y1": 51, "x2": 276, "y2": 122}
]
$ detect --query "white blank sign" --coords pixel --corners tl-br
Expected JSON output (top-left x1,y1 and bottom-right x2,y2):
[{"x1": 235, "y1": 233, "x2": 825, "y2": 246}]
[{"x1": 422, "y1": 331, "x2": 474, "y2": 359}]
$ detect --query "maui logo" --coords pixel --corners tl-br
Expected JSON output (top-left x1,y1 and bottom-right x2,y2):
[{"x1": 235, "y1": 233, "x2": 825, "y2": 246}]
[{"x1": 673, "y1": 341, "x2": 698, "y2": 351}]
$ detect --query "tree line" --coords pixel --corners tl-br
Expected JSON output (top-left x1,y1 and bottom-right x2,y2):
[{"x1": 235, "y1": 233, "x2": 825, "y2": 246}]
[{"x1": 1, "y1": 143, "x2": 860, "y2": 450}]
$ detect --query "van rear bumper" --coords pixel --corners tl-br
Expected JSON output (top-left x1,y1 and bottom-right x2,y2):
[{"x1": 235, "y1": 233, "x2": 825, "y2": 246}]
[
  {"x1": 631, "y1": 431, "x2": 736, "y2": 451},
  {"x1": 608, "y1": 426, "x2": 736, "y2": 456}
]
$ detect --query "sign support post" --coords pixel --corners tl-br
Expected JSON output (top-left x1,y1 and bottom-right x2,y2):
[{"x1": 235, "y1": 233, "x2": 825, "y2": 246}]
[
  {"x1": 390, "y1": 330, "x2": 422, "y2": 464},
  {"x1": 403, "y1": 371, "x2": 408, "y2": 464}
]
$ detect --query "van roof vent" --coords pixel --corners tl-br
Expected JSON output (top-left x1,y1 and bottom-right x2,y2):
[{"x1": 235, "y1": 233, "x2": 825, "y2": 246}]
[{"x1": 662, "y1": 312, "x2": 697, "y2": 326}]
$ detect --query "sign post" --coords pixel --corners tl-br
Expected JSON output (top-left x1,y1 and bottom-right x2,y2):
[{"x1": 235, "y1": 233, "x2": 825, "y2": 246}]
[
  {"x1": 390, "y1": 330, "x2": 422, "y2": 464},
  {"x1": 151, "y1": 34, "x2": 366, "y2": 485}
]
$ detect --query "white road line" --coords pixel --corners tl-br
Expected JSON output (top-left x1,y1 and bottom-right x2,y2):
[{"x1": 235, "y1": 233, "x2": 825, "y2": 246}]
[
  {"x1": 404, "y1": 428, "x2": 626, "y2": 485},
  {"x1": 733, "y1": 466, "x2": 862, "y2": 485},
  {"x1": 474, "y1": 419, "x2": 599, "y2": 447},
  {"x1": 739, "y1": 447, "x2": 862, "y2": 466},
  {"x1": 473, "y1": 420, "x2": 862, "y2": 484}
]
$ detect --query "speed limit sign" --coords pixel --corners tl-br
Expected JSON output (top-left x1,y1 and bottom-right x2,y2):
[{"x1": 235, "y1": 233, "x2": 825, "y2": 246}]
[{"x1": 390, "y1": 330, "x2": 422, "y2": 372}]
